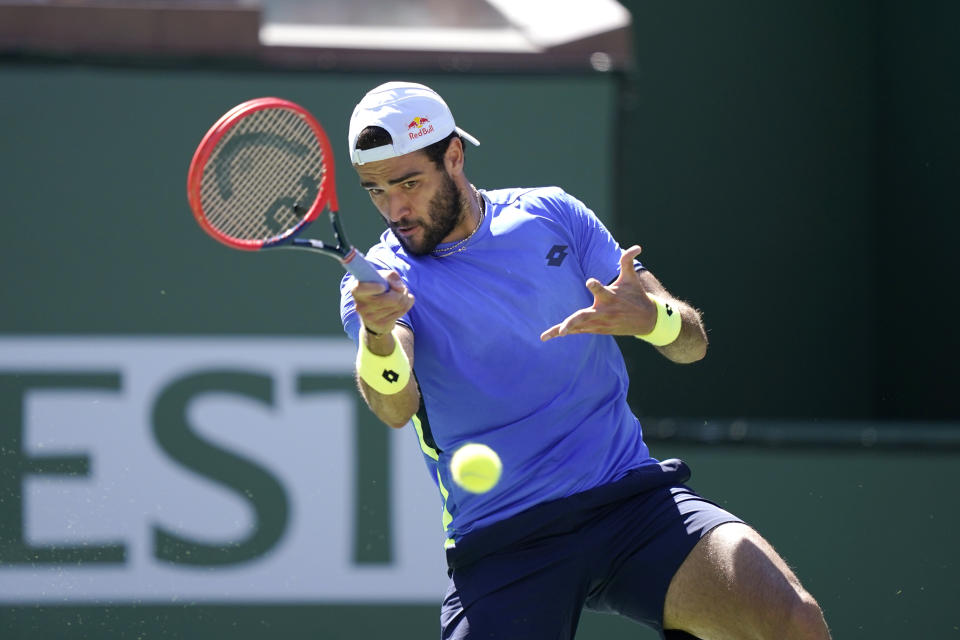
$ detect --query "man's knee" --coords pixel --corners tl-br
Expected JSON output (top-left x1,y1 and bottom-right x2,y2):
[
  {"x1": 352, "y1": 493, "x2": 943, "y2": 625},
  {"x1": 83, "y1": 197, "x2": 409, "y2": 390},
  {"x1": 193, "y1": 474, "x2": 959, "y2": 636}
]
[
  {"x1": 664, "y1": 523, "x2": 831, "y2": 640},
  {"x1": 716, "y1": 525, "x2": 831, "y2": 640},
  {"x1": 780, "y1": 588, "x2": 830, "y2": 640}
]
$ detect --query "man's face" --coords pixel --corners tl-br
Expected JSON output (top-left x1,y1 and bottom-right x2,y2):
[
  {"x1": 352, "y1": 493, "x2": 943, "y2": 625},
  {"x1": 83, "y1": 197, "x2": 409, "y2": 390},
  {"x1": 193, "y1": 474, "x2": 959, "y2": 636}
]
[{"x1": 355, "y1": 151, "x2": 465, "y2": 256}]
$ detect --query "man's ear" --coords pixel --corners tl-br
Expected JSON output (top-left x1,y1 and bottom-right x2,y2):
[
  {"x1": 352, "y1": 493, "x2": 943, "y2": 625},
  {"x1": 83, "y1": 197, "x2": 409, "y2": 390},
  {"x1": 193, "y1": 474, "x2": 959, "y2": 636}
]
[{"x1": 444, "y1": 136, "x2": 465, "y2": 175}]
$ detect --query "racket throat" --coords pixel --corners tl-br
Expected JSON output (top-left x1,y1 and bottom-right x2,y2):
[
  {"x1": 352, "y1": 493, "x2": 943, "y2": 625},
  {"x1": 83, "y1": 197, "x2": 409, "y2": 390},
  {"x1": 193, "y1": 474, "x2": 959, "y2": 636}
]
[{"x1": 289, "y1": 238, "x2": 347, "y2": 260}]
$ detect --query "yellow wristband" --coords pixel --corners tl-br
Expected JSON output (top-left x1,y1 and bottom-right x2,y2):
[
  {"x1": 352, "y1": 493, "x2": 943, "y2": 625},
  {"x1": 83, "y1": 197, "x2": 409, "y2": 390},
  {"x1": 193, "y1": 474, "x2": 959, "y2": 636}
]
[
  {"x1": 357, "y1": 331, "x2": 411, "y2": 395},
  {"x1": 635, "y1": 295, "x2": 682, "y2": 346}
]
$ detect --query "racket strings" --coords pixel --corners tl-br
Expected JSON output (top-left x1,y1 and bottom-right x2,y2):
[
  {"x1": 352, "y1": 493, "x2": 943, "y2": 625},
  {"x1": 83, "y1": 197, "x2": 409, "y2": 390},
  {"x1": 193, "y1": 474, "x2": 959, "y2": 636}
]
[{"x1": 200, "y1": 107, "x2": 327, "y2": 242}]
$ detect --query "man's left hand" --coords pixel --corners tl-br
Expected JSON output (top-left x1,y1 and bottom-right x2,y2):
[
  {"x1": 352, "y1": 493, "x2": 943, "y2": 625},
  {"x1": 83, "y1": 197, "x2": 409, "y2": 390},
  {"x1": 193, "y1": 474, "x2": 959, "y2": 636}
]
[{"x1": 540, "y1": 245, "x2": 658, "y2": 341}]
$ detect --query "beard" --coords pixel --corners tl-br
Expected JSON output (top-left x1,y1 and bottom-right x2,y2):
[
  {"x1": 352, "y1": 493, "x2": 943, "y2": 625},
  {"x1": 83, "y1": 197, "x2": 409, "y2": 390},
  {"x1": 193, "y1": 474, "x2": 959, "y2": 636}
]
[{"x1": 393, "y1": 171, "x2": 464, "y2": 256}]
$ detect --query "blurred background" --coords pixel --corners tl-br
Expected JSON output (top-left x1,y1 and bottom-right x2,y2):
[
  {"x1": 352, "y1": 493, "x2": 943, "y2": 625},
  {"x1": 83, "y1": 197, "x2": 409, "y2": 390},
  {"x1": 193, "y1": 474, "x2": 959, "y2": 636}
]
[{"x1": 1, "y1": 0, "x2": 958, "y2": 638}]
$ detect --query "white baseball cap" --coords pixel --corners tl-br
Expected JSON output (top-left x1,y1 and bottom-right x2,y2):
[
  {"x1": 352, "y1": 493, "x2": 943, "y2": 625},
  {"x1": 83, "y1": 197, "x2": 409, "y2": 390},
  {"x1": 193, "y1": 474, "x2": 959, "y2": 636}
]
[{"x1": 348, "y1": 81, "x2": 480, "y2": 165}]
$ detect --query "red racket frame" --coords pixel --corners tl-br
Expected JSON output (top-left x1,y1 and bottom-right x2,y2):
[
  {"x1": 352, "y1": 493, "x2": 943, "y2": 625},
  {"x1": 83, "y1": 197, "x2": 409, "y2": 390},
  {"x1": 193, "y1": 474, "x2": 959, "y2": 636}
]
[{"x1": 186, "y1": 97, "x2": 338, "y2": 251}]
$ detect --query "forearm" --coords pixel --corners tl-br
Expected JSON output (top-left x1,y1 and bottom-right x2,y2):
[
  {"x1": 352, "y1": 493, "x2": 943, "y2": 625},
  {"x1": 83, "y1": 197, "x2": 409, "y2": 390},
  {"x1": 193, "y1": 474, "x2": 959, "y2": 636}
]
[
  {"x1": 356, "y1": 326, "x2": 421, "y2": 428},
  {"x1": 654, "y1": 300, "x2": 708, "y2": 363},
  {"x1": 633, "y1": 269, "x2": 707, "y2": 364}
]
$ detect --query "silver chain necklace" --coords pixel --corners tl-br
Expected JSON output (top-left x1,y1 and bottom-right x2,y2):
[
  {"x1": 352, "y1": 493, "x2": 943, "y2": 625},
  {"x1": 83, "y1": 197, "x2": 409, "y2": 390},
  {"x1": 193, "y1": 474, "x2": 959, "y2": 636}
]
[{"x1": 431, "y1": 187, "x2": 485, "y2": 258}]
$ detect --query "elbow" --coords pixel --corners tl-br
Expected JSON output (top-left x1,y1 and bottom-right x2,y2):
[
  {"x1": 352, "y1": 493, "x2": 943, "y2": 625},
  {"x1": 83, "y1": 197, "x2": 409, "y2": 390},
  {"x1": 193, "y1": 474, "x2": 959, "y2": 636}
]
[
  {"x1": 680, "y1": 325, "x2": 709, "y2": 363},
  {"x1": 385, "y1": 417, "x2": 411, "y2": 429},
  {"x1": 671, "y1": 349, "x2": 706, "y2": 364},
  {"x1": 381, "y1": 393, "x2": 420, "y2": 429},
  {"x1": 661, "y1": 336, "x2": 708, "y2": 364},
  {"x1": 687, "y1": 339, "x2": 708, "y2": 363},
  {"x1": 376, "y1": 402, "x2": 417, "y2": 429}
]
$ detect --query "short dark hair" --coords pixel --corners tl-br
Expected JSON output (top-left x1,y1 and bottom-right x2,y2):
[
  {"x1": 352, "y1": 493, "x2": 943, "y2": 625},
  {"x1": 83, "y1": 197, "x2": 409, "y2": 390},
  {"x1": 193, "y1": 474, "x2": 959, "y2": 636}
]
[
  {"x1": 354, "y1": 126, "x2": 463, "y2": 170},
  {"x1": 354, "y1": 126, "x2": 392, "y2": 151}
]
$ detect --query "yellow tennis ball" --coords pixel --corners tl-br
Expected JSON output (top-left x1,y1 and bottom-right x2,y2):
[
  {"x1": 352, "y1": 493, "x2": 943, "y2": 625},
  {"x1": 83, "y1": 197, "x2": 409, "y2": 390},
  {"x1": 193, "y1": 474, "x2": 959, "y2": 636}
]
[{"x1": 450, "y1": 443, "x2": 502, "y2": 493}]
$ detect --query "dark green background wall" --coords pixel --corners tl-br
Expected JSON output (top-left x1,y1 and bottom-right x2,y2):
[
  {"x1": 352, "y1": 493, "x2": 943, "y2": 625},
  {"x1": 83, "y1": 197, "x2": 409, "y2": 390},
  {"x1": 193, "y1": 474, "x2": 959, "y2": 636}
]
[
  {"x1": 875, "y1": 2, "x2": 960, "y2": 419},
  {"x1": 616, "y1": 0, "x2": 959, "y2": 422}
]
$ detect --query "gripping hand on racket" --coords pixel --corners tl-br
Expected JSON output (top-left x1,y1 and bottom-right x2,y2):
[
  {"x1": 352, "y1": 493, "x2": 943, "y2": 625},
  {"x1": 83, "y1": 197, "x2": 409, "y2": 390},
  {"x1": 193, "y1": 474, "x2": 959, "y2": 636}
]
[
  {"x1": 540, "y1": 246, "x2": 708, "y2": 363},
  {"x1": 352, "y1": 272, "x2": 420, "y2": 427},
  {"x1": 352, "y1": 271, "x2": 415, "y2": 337}
]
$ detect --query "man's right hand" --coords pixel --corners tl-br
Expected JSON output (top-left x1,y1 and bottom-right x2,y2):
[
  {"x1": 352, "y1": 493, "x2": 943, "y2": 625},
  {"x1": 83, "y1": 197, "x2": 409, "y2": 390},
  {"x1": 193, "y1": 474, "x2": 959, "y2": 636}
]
[{"x1": 352, "y1": 271, "x2": 415, "y2": 338}]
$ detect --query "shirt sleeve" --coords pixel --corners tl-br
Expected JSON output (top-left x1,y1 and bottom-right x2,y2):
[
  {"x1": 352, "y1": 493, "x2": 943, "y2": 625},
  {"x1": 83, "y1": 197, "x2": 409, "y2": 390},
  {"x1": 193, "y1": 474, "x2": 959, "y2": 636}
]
[
  {"x1": 339, "y1": 273, "x2": 364, "y2": 343},
  {"x1": 557, "y1": 190, "x2": 643, "y2": 283}
]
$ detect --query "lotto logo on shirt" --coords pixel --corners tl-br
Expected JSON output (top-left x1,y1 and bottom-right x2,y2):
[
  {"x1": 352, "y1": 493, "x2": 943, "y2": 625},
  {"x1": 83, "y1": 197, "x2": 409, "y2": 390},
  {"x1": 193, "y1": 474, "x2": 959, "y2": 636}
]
[{"x1": 408, "y1": 116, "x2": 434, "y2": 140}]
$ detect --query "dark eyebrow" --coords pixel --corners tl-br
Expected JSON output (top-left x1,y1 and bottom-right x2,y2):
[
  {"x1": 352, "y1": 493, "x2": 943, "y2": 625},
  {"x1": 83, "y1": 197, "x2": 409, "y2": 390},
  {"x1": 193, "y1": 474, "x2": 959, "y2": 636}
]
[{"x1": 360, "y1": 171, "x2": 423, "y2": 189}]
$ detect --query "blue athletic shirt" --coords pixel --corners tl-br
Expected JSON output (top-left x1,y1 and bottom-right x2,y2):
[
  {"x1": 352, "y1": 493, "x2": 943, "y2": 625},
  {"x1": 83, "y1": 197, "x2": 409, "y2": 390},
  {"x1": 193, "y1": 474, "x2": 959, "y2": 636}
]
[{"x1": 339, "y1": 186, "x2": 659, "y2": 547}]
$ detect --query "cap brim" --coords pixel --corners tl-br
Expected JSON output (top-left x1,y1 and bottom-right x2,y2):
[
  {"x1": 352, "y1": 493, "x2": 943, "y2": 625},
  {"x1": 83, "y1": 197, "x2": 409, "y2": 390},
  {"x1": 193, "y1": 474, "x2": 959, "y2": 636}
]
[{"x1": 457, "y1": 127, "x2": 480, "y2": 147}]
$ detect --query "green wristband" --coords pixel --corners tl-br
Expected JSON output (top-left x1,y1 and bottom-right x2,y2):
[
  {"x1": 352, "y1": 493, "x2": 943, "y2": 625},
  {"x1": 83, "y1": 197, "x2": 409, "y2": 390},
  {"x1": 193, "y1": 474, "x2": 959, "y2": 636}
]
[{"x1": 635, "y1": 295, "x2": 682, "y2": 346}]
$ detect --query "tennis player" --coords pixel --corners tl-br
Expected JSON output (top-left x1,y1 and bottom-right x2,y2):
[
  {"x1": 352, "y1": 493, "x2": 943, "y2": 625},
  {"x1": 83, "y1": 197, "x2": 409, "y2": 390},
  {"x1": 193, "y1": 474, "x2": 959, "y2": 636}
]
[{"x1": 340, "y1": 81, "x2": 831, "y2": 640}]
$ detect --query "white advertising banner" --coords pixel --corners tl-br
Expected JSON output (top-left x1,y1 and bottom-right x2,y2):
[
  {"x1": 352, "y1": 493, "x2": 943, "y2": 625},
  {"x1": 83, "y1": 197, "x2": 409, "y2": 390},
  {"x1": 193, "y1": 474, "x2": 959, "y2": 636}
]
[{"x1": 0, "y1": 336, "x2": 448, "y2": 603}]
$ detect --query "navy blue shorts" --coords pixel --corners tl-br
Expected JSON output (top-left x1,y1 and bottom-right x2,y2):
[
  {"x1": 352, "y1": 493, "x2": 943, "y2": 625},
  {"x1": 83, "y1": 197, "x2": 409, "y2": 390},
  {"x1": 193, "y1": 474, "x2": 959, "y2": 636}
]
[{"x1": 440, "y1": 459, "x2": 741, "y2": 640}]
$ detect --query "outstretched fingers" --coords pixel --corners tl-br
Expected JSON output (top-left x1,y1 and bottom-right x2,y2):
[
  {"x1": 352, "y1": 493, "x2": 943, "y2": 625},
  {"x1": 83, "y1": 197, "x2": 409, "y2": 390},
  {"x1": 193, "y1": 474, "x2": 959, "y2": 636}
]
[
  {"x1": 540, "y1": 245, "x2": 648, "y2": 342},
  {"x1": 540, "y1": 308, "x2": 594, "y2": 341},
  {"x1": 615, "y1": 245, "x2": 643, "y2": 285}
]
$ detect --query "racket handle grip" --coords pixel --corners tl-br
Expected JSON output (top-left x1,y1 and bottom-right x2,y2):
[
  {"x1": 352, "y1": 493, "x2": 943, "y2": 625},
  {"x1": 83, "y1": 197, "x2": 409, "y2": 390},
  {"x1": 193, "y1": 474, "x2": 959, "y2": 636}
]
[{"x1": 344, "y1": 250, "x2": 390, "y2": 292}]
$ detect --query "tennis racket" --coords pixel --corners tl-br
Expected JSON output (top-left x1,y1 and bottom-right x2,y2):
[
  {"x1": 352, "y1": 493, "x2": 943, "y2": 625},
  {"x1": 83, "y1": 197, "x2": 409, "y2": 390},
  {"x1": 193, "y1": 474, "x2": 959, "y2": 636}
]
[{"x1": 186, "y1": 97, "x2": 387, "y2": 290}]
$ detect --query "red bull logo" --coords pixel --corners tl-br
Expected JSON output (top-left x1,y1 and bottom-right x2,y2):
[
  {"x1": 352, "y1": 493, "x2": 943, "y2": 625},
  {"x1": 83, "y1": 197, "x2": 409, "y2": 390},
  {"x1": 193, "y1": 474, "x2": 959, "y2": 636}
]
[{"x1": 407, "y1": 116, "x2": 435, "y2": 141}]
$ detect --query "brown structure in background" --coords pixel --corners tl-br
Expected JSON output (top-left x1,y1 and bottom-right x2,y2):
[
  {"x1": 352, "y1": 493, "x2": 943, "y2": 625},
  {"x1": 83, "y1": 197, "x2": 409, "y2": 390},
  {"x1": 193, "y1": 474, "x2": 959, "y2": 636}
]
[{"x1": 0, "y1": 0, "x2": 632, "y2": 71}]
